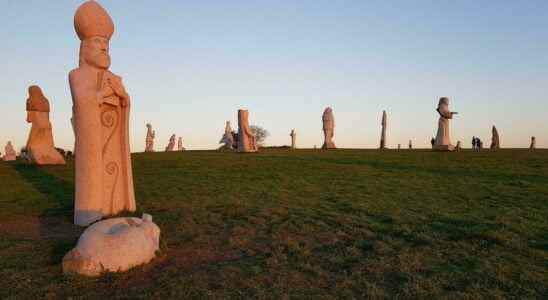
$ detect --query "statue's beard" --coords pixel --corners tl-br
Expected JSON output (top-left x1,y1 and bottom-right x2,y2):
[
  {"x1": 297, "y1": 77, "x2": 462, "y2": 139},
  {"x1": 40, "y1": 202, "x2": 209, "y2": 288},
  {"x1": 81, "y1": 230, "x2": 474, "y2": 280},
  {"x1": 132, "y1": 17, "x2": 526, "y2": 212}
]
[{"x1": 88, "y1": 53, "x2": 111, "y2": 69}]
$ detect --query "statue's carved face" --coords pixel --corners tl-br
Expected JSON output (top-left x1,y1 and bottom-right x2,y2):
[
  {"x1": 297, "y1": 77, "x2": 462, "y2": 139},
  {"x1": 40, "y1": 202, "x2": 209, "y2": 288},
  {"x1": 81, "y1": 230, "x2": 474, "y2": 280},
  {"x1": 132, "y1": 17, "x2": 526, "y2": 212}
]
[
  {"x1": 82, "y1": 36, "x2": 111, "y2": 69},
  {"x1": 26, "y1": 111, "x2": 34, "y2": 123}
]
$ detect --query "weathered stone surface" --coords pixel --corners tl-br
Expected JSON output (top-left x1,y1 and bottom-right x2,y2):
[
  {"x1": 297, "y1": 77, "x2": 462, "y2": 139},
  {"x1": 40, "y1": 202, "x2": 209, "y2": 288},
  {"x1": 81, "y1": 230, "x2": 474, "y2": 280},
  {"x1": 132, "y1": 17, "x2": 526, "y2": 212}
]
[
  {"x1": 290, "y1": 129, "x2": 297, "y2": 149},
  {"x1": 165, "y1": 134, "x2": 176, "y2": 151},
  {"x1": 380, "y1": 110, "x2": 387, "y2": 150},
  {"x1": 322, "y1": 107, "x2": 336, "y2": 149},
  {"x1": 69, "y1": 0, "x2": 136, "y2": 226},
  {"x1": 63, "y1": 214, "x2": 160, "y2": 277},
  {"x1": 25, "y1": 86, "x2": 66, "y2": 165},
  {"x1": 490, "y1": 126, "x2": 500, "y2": 150},
  {"x1": 433, "y1": 97, "x2": 458, "y2": 151},
  {"x1": 238, "y1": 110, "x2": 258, "y2": 153},
  {"x1": 145, "y1": 123, "x2": 155, "y2": 152},
  {"x1": 2, "y1": 141, "x2": 17, "y2": 161}
]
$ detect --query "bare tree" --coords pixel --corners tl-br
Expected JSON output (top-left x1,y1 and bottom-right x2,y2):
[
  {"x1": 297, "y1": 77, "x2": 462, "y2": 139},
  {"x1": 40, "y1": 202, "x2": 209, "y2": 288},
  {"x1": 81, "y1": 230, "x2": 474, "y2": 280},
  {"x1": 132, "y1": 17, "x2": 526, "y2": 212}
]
[{"x1": 250, "y1": 125, "x2": 269, "y2": 147}]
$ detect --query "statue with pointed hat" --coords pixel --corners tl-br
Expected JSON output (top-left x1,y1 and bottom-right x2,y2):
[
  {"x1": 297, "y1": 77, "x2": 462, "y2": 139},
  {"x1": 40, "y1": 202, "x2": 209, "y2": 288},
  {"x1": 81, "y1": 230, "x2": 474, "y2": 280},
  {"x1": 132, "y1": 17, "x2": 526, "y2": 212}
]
[
  {"x1": 145, "y1": 123, "x2": 155, "y2": 152},
  {"x1": 433, "y1": 97, "x2": 458, "y2": 151},
  {"x1": 322, "y1": 107, "x2": 336, "y2": 149},
  {"x1": 25, "y1": 85, "x2": 66, "y2": 165},
  {"x1": 69, "y1": 0, "x2": 136, "y2": 226},
  {"x1": 290, "y1": 129, "x2": 297, "y2": 149}
]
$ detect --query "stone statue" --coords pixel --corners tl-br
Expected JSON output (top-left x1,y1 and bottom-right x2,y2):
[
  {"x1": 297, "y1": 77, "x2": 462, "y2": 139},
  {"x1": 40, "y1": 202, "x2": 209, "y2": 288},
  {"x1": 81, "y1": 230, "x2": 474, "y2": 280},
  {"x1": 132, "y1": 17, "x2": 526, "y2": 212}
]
[
  {"x1": 490, "y1": 126, "x2": 500, "y2": 150},
  {"x1": 165, "y1": 134, "x2": 176, "y2": 151},
  {"x1": 177, "y1": 137, "x2": 185, "y2": 151},
  {"x1": 530, "y1": 136, "x2": 536, "y2": 150},
  {"x1": 63, "y1": 214, "x2": 160, "y2": 277},
  {"x1": 2, "y1": 141, "x2": 17, "y2": 161},
  {"x1": 219, "y1": 121, "x2": 235, "y2": 150},
  {"x1": 69, "y1": 0, "x2": 136, "y2": 226},
  {"x1": 433, "y1": 97, "x2": 458, "y2": 151},
  {"x1": 380, "y1": 110, "x2": 387, "y2": 150},
  {"x1": 237, "y1": 109, "x2": 258, "y2": 152},
  {"x1": 398, "y1": 144, "x2": 401, "y2": 150},
  {"x1": 408, "y1": 140, "x2": 412, "y2": 150},
  {"x1": 24, "y1": 85, "x2": 66, "y2": 165},
  {"x1": 145, "y1": 123, "x2": 155, "y2": 152},
  {"x1": 456, "y1": 141, "x2": 462, "y2": 151},
  {"x1": 322, "y1": 107, "x2": 336, "y2": 149},
  {"x1": 290, "y1": 129, "x2": 297, "y2": 149}
]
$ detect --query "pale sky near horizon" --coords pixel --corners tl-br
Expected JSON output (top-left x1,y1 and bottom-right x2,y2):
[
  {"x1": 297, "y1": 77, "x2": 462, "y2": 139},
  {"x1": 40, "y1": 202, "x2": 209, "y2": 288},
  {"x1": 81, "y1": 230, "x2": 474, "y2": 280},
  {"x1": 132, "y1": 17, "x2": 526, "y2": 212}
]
[{"x1": 1, "y1": 0, "x2": 547, "y2": 151}]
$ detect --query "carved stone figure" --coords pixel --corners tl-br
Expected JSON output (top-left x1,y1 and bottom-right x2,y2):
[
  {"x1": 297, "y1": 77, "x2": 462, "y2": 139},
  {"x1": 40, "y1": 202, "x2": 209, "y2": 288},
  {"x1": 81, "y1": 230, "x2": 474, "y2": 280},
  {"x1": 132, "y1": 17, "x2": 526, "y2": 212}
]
[
  {"x1": 237, "y1": 109, "x2": 258, "y2": 152},
  {"x1": 290, "y1": 129, "x2": 297, "y2": 149},
  {"x1": 433, "y1": 97, "x2": 458, "y2": 151},
  {"x1": 63, "y1": 214, "x2": 160, "y2": 277},
  {"x1": 456, "y1": 141, "x2": 462, "y2": 151},
  {"x1": 530, "y1": 136, "x2": 536, "y2": 150},
  {"x1": 145, "y1": 123, "x2": 155, "y2": 152},
  {"x1": 398, "y1": 144, "x2": 401, "y2": 150},
  {"x1": 24, "y1": 86, "x2": 66, "y2": 165},
  {"x1": 408, "y1": 140, "x2": 412, "y2": 150},
  {"x1": 322, "y1": 107, "x2": 336, "y2": 149},
  {"x1": 2, "y1": 142, "x2": 17, "y2": 161},
  {"x1": 490, "y1": 126, "x2": 500, "y2": 150},
  {"x1": 165, "y1": 134, "x2": 176, "y2": 151},
  {"x1": 219, "y1": 121, "x2": 235, "y2": 150},
  {"x1": 177, "y1": 137, "x2": 185, "y2": 151},
  {"x1": 69, "y1": 0, "x2": 136, "y2": 226},
  {"x1": 380, "y1": 110, "x2": 387, "y2": 150}
]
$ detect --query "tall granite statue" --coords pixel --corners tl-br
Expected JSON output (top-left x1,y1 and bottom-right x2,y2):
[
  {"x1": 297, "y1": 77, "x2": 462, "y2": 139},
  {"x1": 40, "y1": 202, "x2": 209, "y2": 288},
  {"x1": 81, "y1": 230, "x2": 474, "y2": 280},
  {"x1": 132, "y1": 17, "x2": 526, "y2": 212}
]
[
  {"x1": 25, "y1": 86, "x2": 66, "y2": 165},
  {"x1": 290, "y1": 129, "x2": 297, "y2": 149},
  {"x1": 219, "y1": 121, "x2": 235, "y2": 150},
  {"x1": 145, "y1": 123, "x2": 155, "y2": 152},
  {"x1": 322, "y1": 107, "x2": 336, "y2": 149},
  {"x1": 490, "y1": 126, "x2": 500, "y2": 150},
  {"x1": 2, "y1": 142, "x2": 17, "y2": 161},
  {"x1": 530, "y1": 136, "x2": 536, "y2": 150},
  {"x1": 69, "y1": 0, "x2": 136, "y2": 226},
  {"x1": 237, "y1": 109, "x2": 258, "y2": 152},
  {"x1": 380, "y1": 110, "x2": 387, "y2": 150},
  {"x1": 165, "y1": 134, "x2": 176, "y2": 151},
  {"x1": 433, "y1": 97, "x2": 458, "y2": 151},
  {"x1": 177, "y1": 137, "x2": 185, "y2": 151}
]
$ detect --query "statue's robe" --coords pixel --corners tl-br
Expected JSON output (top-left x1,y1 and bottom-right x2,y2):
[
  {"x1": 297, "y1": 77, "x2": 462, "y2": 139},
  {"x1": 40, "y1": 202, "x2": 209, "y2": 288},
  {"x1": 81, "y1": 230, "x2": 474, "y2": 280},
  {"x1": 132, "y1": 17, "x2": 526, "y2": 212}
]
[
  {"x1": 26, "y1": 113, "x2": 65, "y2": 165},
  {"x1": 69, "y1": 66, "x2": 135, "y2": 226},
  {"x1": 435, "y1": 103, "x2": 453, "y2": 147}
]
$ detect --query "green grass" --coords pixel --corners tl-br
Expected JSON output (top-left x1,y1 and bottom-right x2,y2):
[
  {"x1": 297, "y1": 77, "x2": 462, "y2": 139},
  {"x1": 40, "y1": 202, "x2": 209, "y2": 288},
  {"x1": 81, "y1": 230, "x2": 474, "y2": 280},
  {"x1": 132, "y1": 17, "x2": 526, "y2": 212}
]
[{"x1": 1, "y1": 149, "x2": 547, "y2": 299}]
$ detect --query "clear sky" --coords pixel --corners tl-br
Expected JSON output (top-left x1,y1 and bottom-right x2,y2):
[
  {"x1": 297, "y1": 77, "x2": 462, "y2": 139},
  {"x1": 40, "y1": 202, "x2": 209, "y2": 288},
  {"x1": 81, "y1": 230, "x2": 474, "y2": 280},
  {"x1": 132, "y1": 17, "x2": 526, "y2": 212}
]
[{"x1": 1, "y1": 0, "x2": 547, "y2": 151}]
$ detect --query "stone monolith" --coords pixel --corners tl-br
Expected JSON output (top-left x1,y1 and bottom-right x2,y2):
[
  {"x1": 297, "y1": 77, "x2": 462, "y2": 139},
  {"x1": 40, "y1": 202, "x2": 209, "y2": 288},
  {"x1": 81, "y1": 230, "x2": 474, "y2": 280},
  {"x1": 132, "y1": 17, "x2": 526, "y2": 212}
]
[
  {"x1": 165, "y1": 134, "x2": 176, "y2": 151},
  {"x1": 380, "y1": 110, "x2": 387, "y2": 149},
  {"x1": 490, "y1": 126, "x2": 500, "y2": 150},
  {"x1": 322, "y1": 107, "x2": 336, "y2": 149},
  {"x1": 238, "y1": 110, "x2": 258, "y2": 152},
  {"x1": 219, "y1": 121, "x2": 235, "y2": 150},
  {"x1": 2, "y1": 142, "x2": 17, "y2": 161},
  {"x1": 408, "y1": 140, "x2": 412, "y2": 150},
  {"x1": 290, "y1": 129, "x2": 297, "y2": 149},
  {"x1": 433, "y1": 97, "x2": 458, "y2": 151},
  {"x1": 530, "y1": 136, "x2": 536, "y2": 150},
  {"x1": 69, "y1": 0, "x2": 136, "y2": 226},
  {"x1": 145, "y1": 123, "x2": 155, "y2": 152},
  {"x1": 177, "y1": 137, "x2": 185, "y2": 151},
  {"x1": 25, "y1": 86, "x2": 66, "y2": 165},
  {"x1": 456, "y1": 141, "x2": 462, "y2": 151}
]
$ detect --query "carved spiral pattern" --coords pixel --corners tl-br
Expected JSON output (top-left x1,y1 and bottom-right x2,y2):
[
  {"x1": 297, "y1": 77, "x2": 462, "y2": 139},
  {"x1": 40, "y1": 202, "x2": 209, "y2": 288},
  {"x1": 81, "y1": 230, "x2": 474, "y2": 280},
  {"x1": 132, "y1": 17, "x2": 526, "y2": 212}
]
[
  {"x1": 101, "y1": 107, "x2": 119, "y2": 157},
  {"x1": 106, "y1": 162, "x2": 119, "y2": 213}
]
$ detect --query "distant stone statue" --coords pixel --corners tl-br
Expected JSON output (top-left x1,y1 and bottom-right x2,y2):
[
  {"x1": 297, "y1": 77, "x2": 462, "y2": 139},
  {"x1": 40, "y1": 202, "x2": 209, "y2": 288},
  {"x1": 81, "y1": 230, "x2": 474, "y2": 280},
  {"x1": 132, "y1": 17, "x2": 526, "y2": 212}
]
[
  {"x1": 237, "y1": 109, "x2": 258, "y2": 152},
  {"x1": 380, "y1": 110, "x2": 387, "y2": 150},
  {"x1": 177, "y1": 137, "x2": 185, "y2": 151},
  {"x1": 530, "y1": 136, "x2": 536, "y2": 150},
  {"x1": 290, "y1": 129, "x2": 297, "y2": 149},
  {"x1": 219, "y1": 121, "x2": 235, "y2": 150},
  {"x1": 69, "y1": 0, "x2": 136, "y2": 226},
  {"x1": 490, "y1": 126, "x2": 500, "y2": 150},
  {"x1": 398, "y1": 144, "x2": 401, "y2": 150},
  {"x1": 408, "y1": 140, "x2": 412, "y2": 150},
  {"x1": 433, "y1": 97, "x2": 458, "y2": 151},
  {"x1": 165, "y1": 134, "x2": 176, "y2": 151},
  {"x1": 24, "y1": 86, "x2": 66, "y2": 165},
  {"x1": 145, "y1": 123, "x2": 155, "y2": 152},
  {"x1": 63, "y1": 214, "x2": 160, "y2": 277},
  {"x1": 2, "y1": 142, "x2": 17, "y2": 161},
  {"x1": 456, "y1": 141, "x2": 462, "y2": 151},
  {"x1": 322, "y1": 107, "x2": 336, "y2": 149}
]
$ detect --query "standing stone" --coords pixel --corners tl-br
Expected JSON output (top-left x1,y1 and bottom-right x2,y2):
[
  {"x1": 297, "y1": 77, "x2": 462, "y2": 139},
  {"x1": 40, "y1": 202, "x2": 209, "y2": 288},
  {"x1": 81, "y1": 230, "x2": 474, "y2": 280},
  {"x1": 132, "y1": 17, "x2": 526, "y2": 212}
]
[
  {"x1": 433, "y1": 97, "x2": 458, "y2": 151},
  {"x1": 69, "y1": 0, "x2": 136, "y2": 226},
  {"x1": 177, "y1": 137, "x2": 185, "y2": 151},
  {"x1": 490, "y1": 126, "x2": 500, "y2": 150},
  {"x1": 219, "y1": 121, "x2": 235, "y2": 150},
  {"x1": 24, "y1": 86, "x2": 66, "y2": 165},
  {"x1": 380, "y1": 110, "x2": 387, "y2": 150},
  {"x1": 322, "y1": 107, "x2": 336, "y2": 149},
  {"x1": 408, "y1": 140, "x2": 412, "y2": 150},
  {"x1": 165, "y1": 134, "x2": 176, "y2": 151},
  {"x1": 2, "y1": 142, "x2": 17, "y2": 161},
  {"x1": 456, "y1": 141, "x2": 462, "y2": 151},
  {"x1": 530, "y1": 136, "x2": 536, "y2": 150},
  {"x1": 237, "y1": 109, "x2": 258, "y2": 152},
  {"x1": 398, "y1": 144, "x2": 401, "y2": 150},
  {"x1": 290, "y1": 129, "x2": 297, "y2": 149},
  {"x1": 145, "y1": 123, "x2": 155, "y2": 152}
]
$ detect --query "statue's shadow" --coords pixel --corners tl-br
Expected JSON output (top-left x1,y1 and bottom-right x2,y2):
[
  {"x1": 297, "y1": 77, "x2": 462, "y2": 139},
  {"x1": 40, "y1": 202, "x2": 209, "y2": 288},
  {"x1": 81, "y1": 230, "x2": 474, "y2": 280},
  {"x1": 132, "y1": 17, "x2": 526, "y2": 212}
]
[{"x1": 12, "y1": 163, "x2": 82, "y2": 264}]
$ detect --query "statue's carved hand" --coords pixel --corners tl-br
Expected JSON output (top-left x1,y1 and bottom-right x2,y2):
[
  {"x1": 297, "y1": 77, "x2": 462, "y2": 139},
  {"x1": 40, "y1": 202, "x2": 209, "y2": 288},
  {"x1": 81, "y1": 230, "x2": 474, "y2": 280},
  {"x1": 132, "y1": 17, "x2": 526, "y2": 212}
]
[{"x1": 108, "y1": 77, "x2": 130, "y2": 107}]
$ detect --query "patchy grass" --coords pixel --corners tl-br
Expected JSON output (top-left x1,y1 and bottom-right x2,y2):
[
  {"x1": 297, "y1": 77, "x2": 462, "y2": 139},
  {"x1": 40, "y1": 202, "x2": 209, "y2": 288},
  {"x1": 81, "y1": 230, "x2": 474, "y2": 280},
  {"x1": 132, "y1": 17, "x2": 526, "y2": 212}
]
[{"x1": 0, "y1": 149, "x2": 547, "y2": 299}]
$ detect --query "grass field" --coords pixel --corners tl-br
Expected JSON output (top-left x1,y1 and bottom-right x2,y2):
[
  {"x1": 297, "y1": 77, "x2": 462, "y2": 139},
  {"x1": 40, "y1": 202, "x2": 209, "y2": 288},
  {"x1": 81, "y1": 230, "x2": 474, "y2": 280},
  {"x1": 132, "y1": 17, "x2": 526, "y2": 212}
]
[{"x1": 0, "y1": 149, "x2": 547, "y2": 299}]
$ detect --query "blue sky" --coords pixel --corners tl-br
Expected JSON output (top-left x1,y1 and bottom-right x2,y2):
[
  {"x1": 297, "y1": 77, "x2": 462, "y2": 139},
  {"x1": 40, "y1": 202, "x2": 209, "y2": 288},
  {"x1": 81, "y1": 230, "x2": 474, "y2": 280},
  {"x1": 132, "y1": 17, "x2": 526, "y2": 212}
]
[{"x1": 1, "y1": 0, "x2": 547, "y2": 151}]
